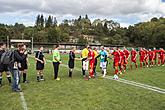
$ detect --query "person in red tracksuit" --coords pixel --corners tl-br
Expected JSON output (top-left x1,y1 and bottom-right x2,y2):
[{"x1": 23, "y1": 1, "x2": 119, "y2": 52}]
[
  {"x1": 111, "y1": 48, "x2": 120, "y2": 75},
  {"x1": 88, "y1": 47, "x2": 95, "y2": 78},
  {"x1": 158, "y1": 48, "x2": 165, "y2": 66},
  {"x1": 148, "y1": 49, "x2": 154, "y2": 67},
  {"x1": 143, "y1": 48, "x2": 149, "y2": 67},
  {"x1": 130, "y1": 48, "x2": 137, "y2": 69},
  {"x1": 139, "y1": 48, "x2": 145, "y2": 69},
  {"x1": 153, "y1": 47, "x2": 158, "y2": 66},
  {"x1": 123, "y1": 47, "x2": 130, "y2": 71}
]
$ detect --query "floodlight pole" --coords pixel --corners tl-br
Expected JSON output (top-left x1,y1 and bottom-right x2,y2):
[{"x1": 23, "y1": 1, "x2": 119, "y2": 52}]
[{"x1": 31, "y1": 37, "x2": 34, "y2": 54}]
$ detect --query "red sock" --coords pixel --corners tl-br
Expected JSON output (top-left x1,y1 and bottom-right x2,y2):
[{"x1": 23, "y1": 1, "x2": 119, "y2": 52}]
[
  {"x1": 115, "y1": 69, "x2": 118, "y2": 74},
  {"x1": 135, "y1": 64, "x2": 138, "y2": 68},
  {"x1": 130, "y1": 65, "x2": 132, "y2": 70},
  {"x1": 123, "y1": 65, "x2": 126, "y2": 70},
  {"x1": 140, "y1": 63, "x2": 142, "y2": 68}
]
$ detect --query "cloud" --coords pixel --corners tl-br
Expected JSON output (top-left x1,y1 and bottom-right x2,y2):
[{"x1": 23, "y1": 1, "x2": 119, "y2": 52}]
[{"x1": 0, "y1": 0, "x2": 165, "y2": 27}]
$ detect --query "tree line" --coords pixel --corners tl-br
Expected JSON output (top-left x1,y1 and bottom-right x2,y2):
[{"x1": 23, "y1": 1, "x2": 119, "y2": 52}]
[{"x1": 0, "y1": 14, "x2": 165, "y2": 48}]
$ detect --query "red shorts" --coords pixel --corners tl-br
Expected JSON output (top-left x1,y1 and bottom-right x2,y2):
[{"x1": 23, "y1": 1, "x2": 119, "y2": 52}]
[
  {"x1": 144, "y1": 57, "x2": 148, "y2": 61},
  {"x1": 131, "y1": 57, "x2": 136, "y2": 63},
  {"x1": 140, "y1": 57, "x2": 144, "y2": 62},
  {"x1": 159, "y1": 56, "x2": 164, "y2": 60},
  {"x1": 113, "y1": 61, "x2": 119, "y2": 67},
  {"x1": 120, "y1": 60, "x2": 125, "y2": 65},
  {"x1": 149, "y1": 57, "x2": 153, "y2": 61},
  {"x1": 124, "y1": 59, "x2": 128, "y2": 65}
]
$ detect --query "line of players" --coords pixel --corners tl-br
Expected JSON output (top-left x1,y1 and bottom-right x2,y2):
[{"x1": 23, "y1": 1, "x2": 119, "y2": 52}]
[
  {"x1": 111, "y1": 47, "x2": 165, "y2": 75},
  {"x1": 80, "y1": 45, "x2": 165, "y2": 80}
]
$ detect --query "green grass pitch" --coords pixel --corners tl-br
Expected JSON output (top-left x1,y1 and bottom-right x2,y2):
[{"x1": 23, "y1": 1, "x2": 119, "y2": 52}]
[{"x1": 0, "y1": 54, "x2": 165, "y2": 110}]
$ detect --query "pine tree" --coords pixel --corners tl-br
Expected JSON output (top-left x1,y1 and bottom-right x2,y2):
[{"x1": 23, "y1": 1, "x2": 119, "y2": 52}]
[
  {"x1": 46, "y1": 15, "x2": 53, "y2": 28},
  {"x1": 103, "y1": 22, "x2": 109, "y2": 34},
  {"x1": 40, "y1": 14, "x2": 44, "y2": 27},
  {"x1": 78, "y1": 16, "x2": 82, "y2": 21},
  {"x1": 85, "y1": 14, "x2": 89, "y2": 19},
  {"x1": 53, "y1": 17, "x2": 57, "y2": 27},
  {"x1": 35, "y1": 14, "x2": 41, "y2": 27}
]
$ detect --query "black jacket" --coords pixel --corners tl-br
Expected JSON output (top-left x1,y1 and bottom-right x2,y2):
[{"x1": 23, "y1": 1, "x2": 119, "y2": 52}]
[{"x1": 9, "y1": 50, "x2": 26, "y2": 69}]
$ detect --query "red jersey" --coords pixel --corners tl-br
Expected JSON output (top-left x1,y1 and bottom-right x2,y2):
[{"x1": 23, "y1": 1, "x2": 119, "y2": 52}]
[
  {"x1": 139, "y1": 50, "x2": 145, "y2": 58},
  {"x1": 123, "y1": 49, "x2": 130, "y2": 59},
  {"x1": 149, "y1": 51, "x2": 154, "y2": 60},
  {"x1": 120, "y1": 51, "x2": 125, "y2": 61},
  {"x1": 112, "y1": 51, "x2": 120, "y2": 62},
  {"x1": 144, "y1": 50, "x2": 149, "y2": 59},
  {"x1": 88, "y1": 50, "x2": 95, "y2": 63},
  {"x1": 131, "y1": 50, "x2": 137, "y2": 58},
  {"x1": 158, "y1": 50, "x2": 165, "y2": 58},
  {"x1": 153, "y1": 50, "x2": 158, "y2": 59}
]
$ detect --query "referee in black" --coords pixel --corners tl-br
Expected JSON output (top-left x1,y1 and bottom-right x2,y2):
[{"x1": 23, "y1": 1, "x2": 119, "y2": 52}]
[{"x1": 68, "y1": 47, "x2": 76, "y2": 77}]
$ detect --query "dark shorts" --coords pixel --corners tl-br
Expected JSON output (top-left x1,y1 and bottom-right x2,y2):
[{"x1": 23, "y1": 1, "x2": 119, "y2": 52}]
[
  {"x1": 19, "y1": 62, "x2": 28, "y2": 71},
  {"x1": 0, "y1": 64, "x2": 9, "y2": 72},
  {"x1": 36, "y1": 62, "x2": 44, "y2": 70},
  {"x1": 68, "y1": 60, "x2": 74, "y2": 69}
]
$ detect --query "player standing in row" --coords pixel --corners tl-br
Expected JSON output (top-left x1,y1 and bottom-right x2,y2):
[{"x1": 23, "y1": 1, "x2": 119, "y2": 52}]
[
  {"x1": 139, "y1": 48, "x2": 145, "y2": 69},
  {"x1": 93, "y1": 47, "x2": 99, "y2": 76},
  {"x1": 158, "y1": 48, "x2": 165, "y2": 66},
  {"x1": 52, "y1": 45, "x2": 61, "y2": 81},
  {"x1": 99, "y1": 46, "x2": 108, "y2": 77},
  {"x1": 68, "y1": 47, "x2": 76, "y2": 78},
  {"x1": 153, "y1": 47, "x2": 158, "y2": 66},
  {"x1": 118, "y1": 48, "x2": 125, "y2": 74},
  {"x1": 143, "y1": 48, "x2": 149, "y2": 67},
  {"x1": 148, "y1": 49, "x2": 154, "y2": 67},
  {"x1": 130, "y1": 48, "x2": 137, "y2": 69},
  {"x1": 111, "y1": 48, "x2": 120, "y2": 75},
  {"x1": 81, "y1": 45, "x2": 89, "y2": 79},
  {"x1": 0, "y1": 43, "x2": 11, "y2": 87},
  {"x1": 18, "y1": 45, "x2": 29, "y2": 83},
  {"x1": 35, "y1": 46, "x2": 46, "y2": 82},
  {"x1": 123, "y1": 47, "x2": 130, "y2": 72},
  {"x1": 88, "y1": 47, "x2": 95, "y2": 78}
]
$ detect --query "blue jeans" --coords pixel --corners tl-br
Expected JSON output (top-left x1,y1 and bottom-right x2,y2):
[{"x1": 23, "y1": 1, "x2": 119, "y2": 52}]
[{"x1": 8, "y1": 68, "x2": 21, "y2": 90}]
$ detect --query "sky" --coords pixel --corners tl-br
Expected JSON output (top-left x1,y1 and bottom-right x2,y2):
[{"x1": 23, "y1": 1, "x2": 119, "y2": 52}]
[{"x1": 0, "y1": 0, "x2": 165, "y2": 27}]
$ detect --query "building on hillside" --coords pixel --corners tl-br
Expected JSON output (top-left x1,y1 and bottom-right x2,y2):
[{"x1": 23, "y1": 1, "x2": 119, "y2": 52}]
[
  {"x1": 83, "y1": 35, "x2": 94, "y2": 43},
  {"x1": 69, "y1": 36, "x2": 79, "y2": 43}
]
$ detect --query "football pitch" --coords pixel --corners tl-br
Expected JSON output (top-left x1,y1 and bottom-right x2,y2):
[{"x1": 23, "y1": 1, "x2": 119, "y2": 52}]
[{"x1": 0, "y1": 54, "x2": 165, "y2": 110}]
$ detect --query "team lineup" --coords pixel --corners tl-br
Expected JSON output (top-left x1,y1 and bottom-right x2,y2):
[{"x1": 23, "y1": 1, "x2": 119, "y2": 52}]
[{"x1": 0, "y1": 43, "x2": 165, "y2": 92}]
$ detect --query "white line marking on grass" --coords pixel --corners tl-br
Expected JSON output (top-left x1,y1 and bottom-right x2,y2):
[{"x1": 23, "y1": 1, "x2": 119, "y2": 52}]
[
  {"x1": 41, "y1": 58, "x2": 165, "y2": 94},
  {"x1": 104, "y1": 76, "x2": 165, "y2": 94},
  {"x1": 19, "y1": 85, "x2": 28, "y2": 110},
  {"x1": 59, "y1": 63, "x2": 165, "y2": 94}
]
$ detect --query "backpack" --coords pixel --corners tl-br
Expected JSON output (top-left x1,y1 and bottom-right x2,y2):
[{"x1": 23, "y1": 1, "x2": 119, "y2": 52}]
[{"x1": 0, "y1": 50, "x2": 14, "y2": 65}]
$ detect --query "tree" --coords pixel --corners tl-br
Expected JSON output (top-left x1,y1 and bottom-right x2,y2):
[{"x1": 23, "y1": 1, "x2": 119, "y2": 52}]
[
  {"x1": 45, "y1": 15, "x2": 53, "y2": 28},
  {"x1": 77, "y1": 37, "x2": 88, "y2": 45},
  {"x1": 53, "y1": 17, "x2": 57, "y2": 27},
  {"x1": 85, "y1": 14, "x2": 89, "y2": 19},
  {"x1": 35, "y1": 14, "x2": 41, "y2": 27},
  {"x1": 78, "y1": 16, "x2": 82, "y2": 21},
  {"x1": 47, "y1": 27, "x2": 60, "y2": 43},
  {"x1": 40, "y1": 14, "x2": 44, "y2": 27},
  {"x1": 103, "y1": 22, "x2": 109, "y2": 34}
]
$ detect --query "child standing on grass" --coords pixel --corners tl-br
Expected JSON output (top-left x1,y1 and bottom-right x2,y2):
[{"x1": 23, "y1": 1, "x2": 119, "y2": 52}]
[
  {"x1": 18, "y1": 45, "x2": 29, "y2": 83},
  {"x1": 35, "y1": 46, "x2": 46, "y2": 82}
]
